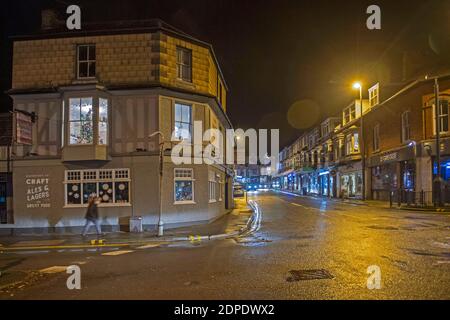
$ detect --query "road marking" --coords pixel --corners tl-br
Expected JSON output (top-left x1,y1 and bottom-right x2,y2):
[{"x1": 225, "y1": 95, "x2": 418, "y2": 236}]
[
  {"x1": 39, "y1": 266, "x2": 68, "y2": 273},
  {"x1": 137, "y1": 244, "x2": 161, "y2": 249},
  {"x1": 102, "y1": 250, "x2": 134, "y2": 256},
  {"x1": 10, "y1": 240, "x2": 66, "y2": 247},
  {"x1": 0, "y1": 243, "x2": 129, "y2": 251}
]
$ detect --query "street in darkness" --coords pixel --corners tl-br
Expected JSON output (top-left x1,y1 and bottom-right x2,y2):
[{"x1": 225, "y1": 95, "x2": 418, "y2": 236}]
[{"x1": 1, "y1": 192, "x2": 449, "y2": 300}]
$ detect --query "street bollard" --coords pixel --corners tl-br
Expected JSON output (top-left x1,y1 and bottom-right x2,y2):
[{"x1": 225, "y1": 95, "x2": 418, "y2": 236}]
[{"x1": 158, "y1": 220, "x2": 164, "y2": 236}]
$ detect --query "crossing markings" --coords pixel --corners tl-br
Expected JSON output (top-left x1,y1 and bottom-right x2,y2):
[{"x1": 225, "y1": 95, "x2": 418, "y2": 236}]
[
  {"x1": 101, "y1": 250, "x2": 134, "y2": 256},
  {"x1": 39, "y1": 266, "x2": 68, "y2": 273}
]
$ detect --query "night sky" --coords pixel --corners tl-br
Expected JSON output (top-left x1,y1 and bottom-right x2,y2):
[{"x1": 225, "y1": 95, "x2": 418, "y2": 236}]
[{"x1": 1, "y1": 0, "x2": 449, "y2": 147}]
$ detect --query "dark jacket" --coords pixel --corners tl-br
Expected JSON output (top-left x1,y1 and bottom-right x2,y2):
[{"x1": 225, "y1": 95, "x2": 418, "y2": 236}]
[{"x1": 85, "y1": 202, "x2": 99, "y2": 221}]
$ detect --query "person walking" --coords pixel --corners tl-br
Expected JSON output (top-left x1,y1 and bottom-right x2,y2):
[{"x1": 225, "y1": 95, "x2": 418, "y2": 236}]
[{"x1": 82, "y1": 196, "x2": 102, "y2": 237}]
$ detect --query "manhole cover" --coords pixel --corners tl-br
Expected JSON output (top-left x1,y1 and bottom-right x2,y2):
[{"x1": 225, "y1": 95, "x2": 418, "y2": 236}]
[{"x1": 286, "y1": 269, "x2": 334, "y2": 282}]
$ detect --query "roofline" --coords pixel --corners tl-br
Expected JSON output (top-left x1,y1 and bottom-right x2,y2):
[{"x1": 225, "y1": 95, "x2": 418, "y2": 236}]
[{"x1": 9, "y1": 19, "x2": 229, "y2": 91}]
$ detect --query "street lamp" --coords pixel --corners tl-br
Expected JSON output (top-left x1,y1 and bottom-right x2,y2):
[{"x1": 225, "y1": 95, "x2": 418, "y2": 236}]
[
  {"x1": 352, "y1": 82, "x2": 366, "y2": 201},
  {"x1": 149, "y1": 131, "x2": 167, "y2": 236}
]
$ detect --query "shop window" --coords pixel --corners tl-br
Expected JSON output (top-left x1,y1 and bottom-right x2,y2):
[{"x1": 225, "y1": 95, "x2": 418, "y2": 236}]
[
  {"x1": 64, "y1": 169, "x2": 131, "y2": 206},
  {"x1": 69, "y1": 98, "x2": 94, "y2": 144},
  {"x1": 401, "y1": 111, "x2": 410, "y2": 143},
  {"x1": 98, "y1": 98, "x2": 108, "y2": 145},
  {"x1": 176, "y1": 47, "x2": 192, "y2": 82},
  {"x1": 174, "y1": 103, "x2": 192, "y2": 141},
  {"x1": 174, "y1": 168, "x2": 195, "y2": 204},
  {"x1": 77, "y1": 44, "x2": 96, "y2": 79}
]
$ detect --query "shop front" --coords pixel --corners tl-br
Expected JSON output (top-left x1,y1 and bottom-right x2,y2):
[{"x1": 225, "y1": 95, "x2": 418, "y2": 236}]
[
  {"x1": 368, "y1": 145, "x2": 416, "y2": 201},
  {"x1": 337, "y1": 162, "x2": 363, "y2": 199}
]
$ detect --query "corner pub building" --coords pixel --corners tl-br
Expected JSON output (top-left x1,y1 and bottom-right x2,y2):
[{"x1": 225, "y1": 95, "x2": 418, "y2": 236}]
[{"x1": 0, "y1": 18, "x2": 235, "y2": 234}]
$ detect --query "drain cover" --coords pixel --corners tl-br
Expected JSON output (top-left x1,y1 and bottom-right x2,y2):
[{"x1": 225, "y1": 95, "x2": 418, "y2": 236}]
[{"x1": 286, "y1": 269, "x2": 334, "y2": 282}]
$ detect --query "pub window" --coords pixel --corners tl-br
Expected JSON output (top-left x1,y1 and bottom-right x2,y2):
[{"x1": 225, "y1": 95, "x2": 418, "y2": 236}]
[
  {"x1": 69, "y1": 97, "x2": 93, "y2": 144},
  {"x1": 64, "y1": 169, "x2": 130, "y2": 206},
  {"x1": 174, "y1": 168, "x2": 195, "y2": 204},
  {"x1": 77, "y1": 44, "x2": 96, "y2": 79},
  {"x1": 401, "y1": 111, "x2": 410, "y2": 143},
  {"x1": 208, "y1": 171, "x2": 218, "y2": 203},
  {"x1": 176, "y1": 47, "x2": 192, "y2": 82},
  {"x1": 174, "y1": 103, "x2": 192, "y2": 141}
]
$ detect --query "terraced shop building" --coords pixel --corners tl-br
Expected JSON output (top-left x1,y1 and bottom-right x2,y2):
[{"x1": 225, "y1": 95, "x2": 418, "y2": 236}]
[{"x1": 0, "y1": 19, "x2": 234, "y2": 233}]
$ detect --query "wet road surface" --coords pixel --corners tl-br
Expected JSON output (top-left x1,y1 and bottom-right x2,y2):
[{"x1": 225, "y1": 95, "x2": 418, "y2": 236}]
[{"x1": 1, "y1": 191, "x2": 449, "y2": 299}]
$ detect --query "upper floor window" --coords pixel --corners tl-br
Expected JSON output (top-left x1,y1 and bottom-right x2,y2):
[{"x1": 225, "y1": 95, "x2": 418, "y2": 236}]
[
  {"x1": 69, "y1": 98, "x2": 93, "y2": 144},
  {"x1": 433, "y1": 100, "x2": 449, "y2": 135},
  {"x1": 345, "y1": 133, "x2": 359, "y2": 155},
  {"x1": 401, "y1": 111, "x2": 410, "y2": 143},
  {"x1": 174, "y1": 103, "x2": 192, "y2": 141},
  {"x1": 176, "y1": 47, "x2": 192, "y2": 82},
  {"x1": 343, "y1": 105, "x2": 356, "y2": 125},
  {"x1": 373, "y1": 124, "x2": 380, "y2": 151},
  {"x1": 321, "y1": 122, "x2": 330, "y2": 137},
  {"x1": 368, "y1": 83, "x2": 379, "y2": 108},
  {"x1": 77, "y1": 44, "x2": 96, "y2": 79}
]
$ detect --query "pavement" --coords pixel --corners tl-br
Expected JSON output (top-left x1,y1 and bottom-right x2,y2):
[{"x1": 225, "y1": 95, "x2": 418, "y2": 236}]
[
  {"x1": 0, "y1": 198, "x2": 254, "y2": 251},
  {"x1": 277, "y1": 189, "x2": 450, "y2": 213},
  {"x1": 0, "y1": 191, "x2": 449, "y2": 299}
]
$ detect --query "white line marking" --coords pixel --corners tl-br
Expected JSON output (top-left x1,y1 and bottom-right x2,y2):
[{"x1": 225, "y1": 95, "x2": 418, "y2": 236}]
[
  {"x1": 102, "y1": 250, "x2": 134, "y2": 256},
  {"x1": 137, "y1": 244, "x2": 161, "y2": 249},
  {"x1": 39, "y1": 266, "x2": 68, "y2": 273}
]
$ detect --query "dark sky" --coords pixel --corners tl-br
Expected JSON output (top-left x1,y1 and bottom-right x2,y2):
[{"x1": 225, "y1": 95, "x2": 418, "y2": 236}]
[{"x1": 1, "y1": 0, "x2": 449, "y2": 146}]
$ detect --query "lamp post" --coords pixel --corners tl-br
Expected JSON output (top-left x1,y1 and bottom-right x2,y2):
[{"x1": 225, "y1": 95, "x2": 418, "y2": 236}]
[
  {"x1": 149, "y1": 131, "x2": 167, "y2": 236},
  {"x1": 433, "y1": 78, "x2": 442, "y2": 207},
  {"x1": 353, "y1": 82, "x2": 366, "y2": 201}
]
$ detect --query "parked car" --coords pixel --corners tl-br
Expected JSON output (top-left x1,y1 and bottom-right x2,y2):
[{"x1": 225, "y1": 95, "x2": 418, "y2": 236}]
[{"x1": 233, "y1": 184, "x2": 245, "y2": 197}]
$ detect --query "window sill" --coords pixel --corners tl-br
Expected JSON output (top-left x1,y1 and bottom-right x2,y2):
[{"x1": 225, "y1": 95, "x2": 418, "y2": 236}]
[
  {"x1": 64, "y1": 203, "x2": 132, "y2": 208},
  {"x1": 173, "y1": 201, "x2": 196, "y2": 205},
  {"x1": 208, "y1": 200, "x2": 217, "y2": 204}
]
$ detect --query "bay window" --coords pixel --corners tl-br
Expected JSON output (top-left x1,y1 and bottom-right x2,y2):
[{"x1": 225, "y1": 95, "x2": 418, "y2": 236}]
[
  {"x1": 99, "y1": 98, "x2": 108, "y2": 145},
  {"x1": 69, "y1": 98, "x2": 93, "y2": 144},
  {"x1": 345, "y1": 133, "x2": 359, "y2": 155}
]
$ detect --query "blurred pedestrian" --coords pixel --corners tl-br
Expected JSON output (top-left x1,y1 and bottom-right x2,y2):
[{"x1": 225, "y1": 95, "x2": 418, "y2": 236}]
[{"x1": 82, "y1": 196, "x2": 102, "y2": 237}]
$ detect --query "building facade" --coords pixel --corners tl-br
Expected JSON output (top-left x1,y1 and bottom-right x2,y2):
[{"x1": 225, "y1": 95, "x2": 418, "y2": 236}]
[
  {"x1": 0, "y1": 19, "x2": 235, "y2": 233},
  {"x1": 274, "y1": 74, "x2": 450, "y2": 205}
]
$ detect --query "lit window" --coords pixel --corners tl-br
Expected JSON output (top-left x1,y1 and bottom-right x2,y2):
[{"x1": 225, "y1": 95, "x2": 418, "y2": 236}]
[
  {"x1": 368, "y1": 83, "x2": 379, "y2": 107},
  {"x1": 99, "y1": 98, "x2": 108, "y2": 145},
  {"x1": 77, "y1": 44, "x2": 96, "y2": 79},
  {"x1": 64, "y1": 169, "x2": 130, "y2": 206},
  {"x1": 346, "y1": 133, "x2": 359, "y2": 155},
  {"x1": 176, "y1": 47, "x2": 192, "y2": 82},
  {"x1": 69, "y1": 98, "x2": 93, "y2": 144},
  {"x1": 174, "y1": 103, "x2": 192, "y2": 141},
  {"x1": 174, "y1": 168, "x2": 194, "y2": 203}
]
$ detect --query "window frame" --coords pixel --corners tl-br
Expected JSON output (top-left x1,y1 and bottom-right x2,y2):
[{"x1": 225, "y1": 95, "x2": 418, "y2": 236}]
[
  {"x1": 176, "y1": 46, "x2": 192, "y2": 82},
  {"x1": 173, "y1": 102, "x2": 193, "y2": 142},
  {"x1": 63, "y1": 169, "x2": 131, "y2": 207},
  {"x1": 432, "y1": 100, "x2": 450, "y2": 135},
  {"x1": 368, "y1": 83, "x2": 380, "y2": 108},
  {"x1": 68, "y1": 97, "x2": 94, "y2": 146},
  {"x1": 76, "y1": 44, "x2": 96, "y2": 80},
  {"x1": 173, "y1": 168, "x2": 195, "y2": 205}
]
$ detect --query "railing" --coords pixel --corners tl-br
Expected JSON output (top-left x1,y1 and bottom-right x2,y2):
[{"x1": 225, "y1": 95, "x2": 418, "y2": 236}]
[{"x1": 388, "y1": 189, "x2": 435, "y2": 208}]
